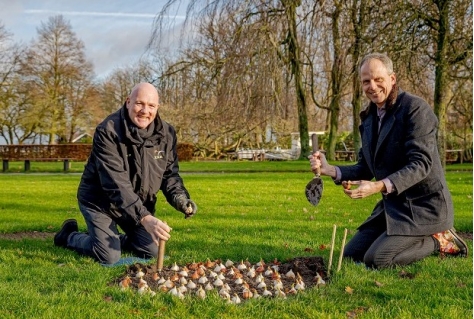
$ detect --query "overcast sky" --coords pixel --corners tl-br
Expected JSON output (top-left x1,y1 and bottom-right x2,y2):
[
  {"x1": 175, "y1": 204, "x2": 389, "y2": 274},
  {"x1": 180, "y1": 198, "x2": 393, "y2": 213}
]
[{"x1": 0, "y1": 0, "x2": 187, "y2": 79}]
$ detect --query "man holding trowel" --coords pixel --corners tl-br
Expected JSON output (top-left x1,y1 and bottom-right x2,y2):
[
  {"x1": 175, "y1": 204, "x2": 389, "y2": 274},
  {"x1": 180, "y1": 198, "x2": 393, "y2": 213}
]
[
  {"x1": 54, "y1": 82, "x2": 197, "y2": 265},
  {"x1": 309, "y1": 53, "x2": 467, "y2": 269}
]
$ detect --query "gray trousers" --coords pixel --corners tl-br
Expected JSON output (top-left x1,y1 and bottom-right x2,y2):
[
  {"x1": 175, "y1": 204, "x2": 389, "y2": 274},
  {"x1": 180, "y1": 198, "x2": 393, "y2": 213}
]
[
  {"x1": 67, "y1": 201, "x2": 158, "y2": 264},
  {"x1": 344, "y1": 213, "x2": 439, "y2": 269}
]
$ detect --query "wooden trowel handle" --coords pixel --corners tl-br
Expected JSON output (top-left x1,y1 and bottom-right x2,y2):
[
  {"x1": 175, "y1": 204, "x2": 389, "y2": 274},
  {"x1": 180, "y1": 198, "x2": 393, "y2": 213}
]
[
  {"x1": 157, "y1": 239, "x2": 165, "y2": 271},
  {"x1": 311, "y1": 134, "x2": 321, "y2": 176},
  {"x1": 311, "y1": 134, "x2": 319, "y2": 153}
]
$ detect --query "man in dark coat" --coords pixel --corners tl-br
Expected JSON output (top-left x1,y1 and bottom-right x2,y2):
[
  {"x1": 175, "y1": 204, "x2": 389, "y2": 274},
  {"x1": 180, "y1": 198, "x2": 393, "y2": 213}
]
[
  {"x1": 54, "y1": 82, "x2": 197, "y2": 264},
  {"x1": 309, "y1": 53, "x2": 468, "y2": 269}
]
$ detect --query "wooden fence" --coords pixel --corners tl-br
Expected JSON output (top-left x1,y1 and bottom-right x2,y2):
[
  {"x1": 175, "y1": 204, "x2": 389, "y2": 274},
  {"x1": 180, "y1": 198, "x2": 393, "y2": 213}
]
[
  {"x1": 0, "y1": 144, "x2": 92, "y2": 172},
  {"x1": 0, "y1": 143, "x2": 195, "y2": 172},
  {"x1": 0, "y1": 144, "x2": 470, "y2": 172}
]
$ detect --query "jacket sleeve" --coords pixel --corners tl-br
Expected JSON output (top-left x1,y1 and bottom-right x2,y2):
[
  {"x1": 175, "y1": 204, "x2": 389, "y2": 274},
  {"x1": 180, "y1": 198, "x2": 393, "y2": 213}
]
[
  {"x1": 160, "y1": 125, "x2": 190, "y2": 209},
  {"x1": 384, "y1": 100, "x2": 438, "y2": 195},
  {"x1": 92, "y1": 126, "x2": 150, "y2": 225}
]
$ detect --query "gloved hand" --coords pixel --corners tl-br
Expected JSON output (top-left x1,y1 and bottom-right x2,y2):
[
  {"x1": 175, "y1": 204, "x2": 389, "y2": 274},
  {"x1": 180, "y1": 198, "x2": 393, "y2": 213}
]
[{"x1": 174, "y1": 195, "x2": 198, "y2": 219}]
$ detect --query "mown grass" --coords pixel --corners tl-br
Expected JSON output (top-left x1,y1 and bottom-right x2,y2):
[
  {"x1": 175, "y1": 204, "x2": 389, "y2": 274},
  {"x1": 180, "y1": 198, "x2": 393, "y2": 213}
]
[
  {"x1": 0, "y1": 161, "x2": 472, "y2": 319},
  {"x1": 2, "y1": 159, "x2": 472, "y2": 173}
]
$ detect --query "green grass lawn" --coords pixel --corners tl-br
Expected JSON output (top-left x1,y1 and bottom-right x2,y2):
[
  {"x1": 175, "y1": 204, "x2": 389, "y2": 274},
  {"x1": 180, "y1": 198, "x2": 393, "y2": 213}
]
[
  {"x1": 0, "y1": 161, "x2": 472, "y2": 318},
  {"x1": 2, "y1": 159, "x2": 473, "y2": 173}
]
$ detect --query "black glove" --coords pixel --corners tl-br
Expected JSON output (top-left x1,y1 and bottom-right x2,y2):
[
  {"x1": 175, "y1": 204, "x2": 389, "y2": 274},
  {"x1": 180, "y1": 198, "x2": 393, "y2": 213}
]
[{"x1": 174, "y1": 195, "x2": 198, "y2": 219}]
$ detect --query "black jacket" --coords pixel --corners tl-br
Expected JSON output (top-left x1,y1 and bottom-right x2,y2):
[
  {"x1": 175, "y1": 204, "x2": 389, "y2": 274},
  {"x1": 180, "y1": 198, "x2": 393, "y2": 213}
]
[
  {"x1": 77, "y1": 104, "x2": 189, "y2": 225},
  {"x1": 338, "y1": 89, "x2": 453, "y2": 236}
]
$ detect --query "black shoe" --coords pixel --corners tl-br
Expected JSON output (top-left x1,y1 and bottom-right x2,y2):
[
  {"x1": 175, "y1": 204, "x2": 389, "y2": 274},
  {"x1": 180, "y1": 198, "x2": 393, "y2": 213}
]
[
  {"x1": 54, "y1": 219, "x2": 78, "y2": 248},
  {"x1": 448, "y1": 228, "x2": 469, "y2": 257},
  {"x1": 434, "y1": 228, "x2": 469, "y2": 257}
]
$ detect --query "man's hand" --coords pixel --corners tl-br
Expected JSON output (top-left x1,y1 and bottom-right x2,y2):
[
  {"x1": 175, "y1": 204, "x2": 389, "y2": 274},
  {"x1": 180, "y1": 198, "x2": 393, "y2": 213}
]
[
  {"x1": 174, "y1": 195, "x2": 198, "y2": 219},
  {"x1": 309, "y1": 151, "x2": 337, "y2": 178},
  {"x1": 342, "y1": 180, "x2": 385, "y2": 199},
  {"x1": 140, "y1": 215, "x2": 171, "y2": 246}
]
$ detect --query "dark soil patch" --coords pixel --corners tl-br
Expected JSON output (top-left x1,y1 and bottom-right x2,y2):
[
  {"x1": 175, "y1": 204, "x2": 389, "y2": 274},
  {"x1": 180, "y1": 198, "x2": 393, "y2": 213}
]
[
  {"x1": 458, "y1": 231, "x2": 473, "y2": 241},
  {"x1": 2, "y1": 231, "x2": 471, "y2": 241},
  {"x1": 0, "y1": 231, "x2": 54, "y2": 240},
  {"x1": 111, "y1": 256, "x2": 327, "y2": 302}
]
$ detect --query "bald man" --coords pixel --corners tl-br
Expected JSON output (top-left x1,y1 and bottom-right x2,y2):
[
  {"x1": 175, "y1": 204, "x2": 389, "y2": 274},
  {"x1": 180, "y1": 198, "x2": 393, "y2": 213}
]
[{"x1": 54, "y1": 83, "x2": 197, "y2": 264}]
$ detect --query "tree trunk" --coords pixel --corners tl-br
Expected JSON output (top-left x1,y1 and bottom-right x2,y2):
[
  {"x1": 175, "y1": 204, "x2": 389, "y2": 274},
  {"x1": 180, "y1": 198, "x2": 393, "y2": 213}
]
[
  {"x1": 284, "y1": 0, "x2": 310, "y2": 159},
  {"x1": 433, "y1": 0, "x2": 450, "y2": 168},
  {"x1": 349, "y1": 0, "x2": 366, "y2": 159},
  {"x1": 326, "y1": 2, "x2": 343, "y2": 161}
]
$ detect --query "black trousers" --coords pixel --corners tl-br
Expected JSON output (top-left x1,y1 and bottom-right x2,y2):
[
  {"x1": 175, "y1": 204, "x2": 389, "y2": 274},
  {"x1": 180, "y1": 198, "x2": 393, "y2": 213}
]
[
  {"x1": 68, "y1": 201, "x2": 158, "y2": 264},
  {"x1": 344, "y1": 213, "x2": 439, "y2": 269}
]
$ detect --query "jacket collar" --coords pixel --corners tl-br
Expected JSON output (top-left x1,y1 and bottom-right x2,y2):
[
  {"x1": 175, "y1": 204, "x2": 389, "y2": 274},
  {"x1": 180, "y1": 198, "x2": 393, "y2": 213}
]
[
  {"x1": 361, "y1": 88, "x2": 404, "y2": 163},
  {"x1": 120, "y1": 102, "x2": 164, "y2": 145}
]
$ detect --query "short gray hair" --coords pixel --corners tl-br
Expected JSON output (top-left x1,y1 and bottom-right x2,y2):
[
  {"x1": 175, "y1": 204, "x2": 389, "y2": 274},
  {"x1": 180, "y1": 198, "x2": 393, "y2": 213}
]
[{"x1": 359, "y1": 53, "x2": 394, "y2": 75}]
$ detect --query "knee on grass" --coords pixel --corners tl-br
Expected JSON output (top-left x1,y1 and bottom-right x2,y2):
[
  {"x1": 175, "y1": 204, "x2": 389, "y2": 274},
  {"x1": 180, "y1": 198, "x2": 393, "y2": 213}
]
[
  {"x1": 94, "y1": 248, "x2": 121, "y2": 265},
  {"x1": 363, "y1": 254, "x2": 394, "y2": 269},
  {"x1": 132, "y1": 244, "x2": 158, "y2": 260}
]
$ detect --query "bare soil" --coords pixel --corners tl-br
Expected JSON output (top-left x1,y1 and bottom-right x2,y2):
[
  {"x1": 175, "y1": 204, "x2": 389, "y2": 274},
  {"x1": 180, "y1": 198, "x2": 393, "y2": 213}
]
[{"x1": 0, "y1": 231, "x2": 54, "y2": 240}]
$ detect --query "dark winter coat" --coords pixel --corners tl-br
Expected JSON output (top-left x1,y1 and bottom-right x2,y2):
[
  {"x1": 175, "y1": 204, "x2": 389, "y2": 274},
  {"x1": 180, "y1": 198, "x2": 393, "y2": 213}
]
[
  {"x1": 77, "y1": 104, "x2": 189, "y2": 225},
  {"x1": 338, "y1": 89, "x2": 453, "y2": 236}
]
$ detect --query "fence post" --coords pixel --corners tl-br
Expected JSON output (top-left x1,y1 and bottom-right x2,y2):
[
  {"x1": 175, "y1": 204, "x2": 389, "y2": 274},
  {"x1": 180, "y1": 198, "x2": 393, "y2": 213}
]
[{"x1": 63, "y1": 159, "x2": 70, "y2": 172}]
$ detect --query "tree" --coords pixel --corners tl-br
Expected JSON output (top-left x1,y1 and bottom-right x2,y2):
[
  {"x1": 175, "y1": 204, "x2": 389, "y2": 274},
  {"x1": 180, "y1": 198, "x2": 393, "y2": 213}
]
[
  {"x1": 0, "y1": 22, "x2": 35, "y2": 144},
  {"x1": 145, "y1": 0, "x2": 472, "y2": 163},
  {"x1": 325, "y1": 0, "x2": 347, "y2": 160},
  {"x1": 375, "y1": 0, "x2": 472, "y2": 166},
  {"x1": 149, "y1": 0, "x2": 322, "y2": 159},
  {"x1": 347, "y1": 0, "x2": 370, "y2": 156},
  {"x1": 20, "y1": 15, "x2": 94, "y2": 144},
  {"x1": 97, "y1": 60, "x2": 157, "y2": 117},
  {"x1": 280, "y1": 0, "x2": 311, "y2": 158},
  {"x1": 428, "y1": 0, "x2": 472, "y2": 165},
  {"x1": 150, "y1": 2, "x2": 299, "y2": 157}
]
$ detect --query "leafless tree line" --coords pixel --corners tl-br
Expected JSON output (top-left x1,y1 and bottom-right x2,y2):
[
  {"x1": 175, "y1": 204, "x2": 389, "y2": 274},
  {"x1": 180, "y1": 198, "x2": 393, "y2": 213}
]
[
  {"x1": 0, "y1": 0, "x2": 472, "y2": 165},
  {"x1": 149, "y1": 0, "x2": 472, "y2": 164}
]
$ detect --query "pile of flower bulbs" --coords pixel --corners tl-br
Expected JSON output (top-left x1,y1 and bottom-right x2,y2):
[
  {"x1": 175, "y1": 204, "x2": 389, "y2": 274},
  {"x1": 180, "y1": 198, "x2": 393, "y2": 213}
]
[{"x1": 118, "y1": 258, "x2": 326, "y2": 304}]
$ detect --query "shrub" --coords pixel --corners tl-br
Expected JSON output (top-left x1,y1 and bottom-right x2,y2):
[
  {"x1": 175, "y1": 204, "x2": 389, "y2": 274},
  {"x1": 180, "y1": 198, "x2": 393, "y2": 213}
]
[{"x1": 177, "y1": 143, "x2": 194, "y2": 161}]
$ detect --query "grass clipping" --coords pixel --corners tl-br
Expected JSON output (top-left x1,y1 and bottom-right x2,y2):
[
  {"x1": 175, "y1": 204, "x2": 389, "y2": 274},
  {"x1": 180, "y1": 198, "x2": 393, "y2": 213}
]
[{"x1": 113, "y1": 257, "x2": 327, "y2": 303}]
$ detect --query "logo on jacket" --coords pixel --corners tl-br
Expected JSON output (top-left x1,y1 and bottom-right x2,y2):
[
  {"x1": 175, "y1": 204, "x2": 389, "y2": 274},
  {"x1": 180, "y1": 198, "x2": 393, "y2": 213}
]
[{"x1": 154, "y1": 150, "x2": 165, "y2": 159}]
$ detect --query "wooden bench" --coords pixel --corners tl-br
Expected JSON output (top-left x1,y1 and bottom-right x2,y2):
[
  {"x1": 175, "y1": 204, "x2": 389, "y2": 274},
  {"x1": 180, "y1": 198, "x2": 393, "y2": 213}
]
[
  {"x1": 333, "y1": 149, "x2": 467, "y2": 164},
  {"x1": 463, "y1": 148, "x2": 473, "y2": 163},
  {"x1": 447, "y1": 148, "x2": 474, "y2": 164},
  {"x1": 335, "y1": 150, "x2": 355, "y2": 161},
  {"x1": 446, "y1": 149, "x2": 463, "y2": 164}
]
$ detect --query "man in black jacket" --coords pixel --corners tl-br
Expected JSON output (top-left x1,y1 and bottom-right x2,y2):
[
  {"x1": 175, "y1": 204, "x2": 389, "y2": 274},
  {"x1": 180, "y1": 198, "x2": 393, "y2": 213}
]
[
  {"x1": 54, "y1": 82, "x2": 197, "y2": 264},
  {"x1": 309, "y1": 53, "x2": 468, "y2": 269}
]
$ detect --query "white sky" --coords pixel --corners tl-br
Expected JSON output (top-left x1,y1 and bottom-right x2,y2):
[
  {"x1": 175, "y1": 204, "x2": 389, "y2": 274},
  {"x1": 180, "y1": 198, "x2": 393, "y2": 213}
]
[{"x1": 0, "y1": 0, "x2": 187, "y2": 79}]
